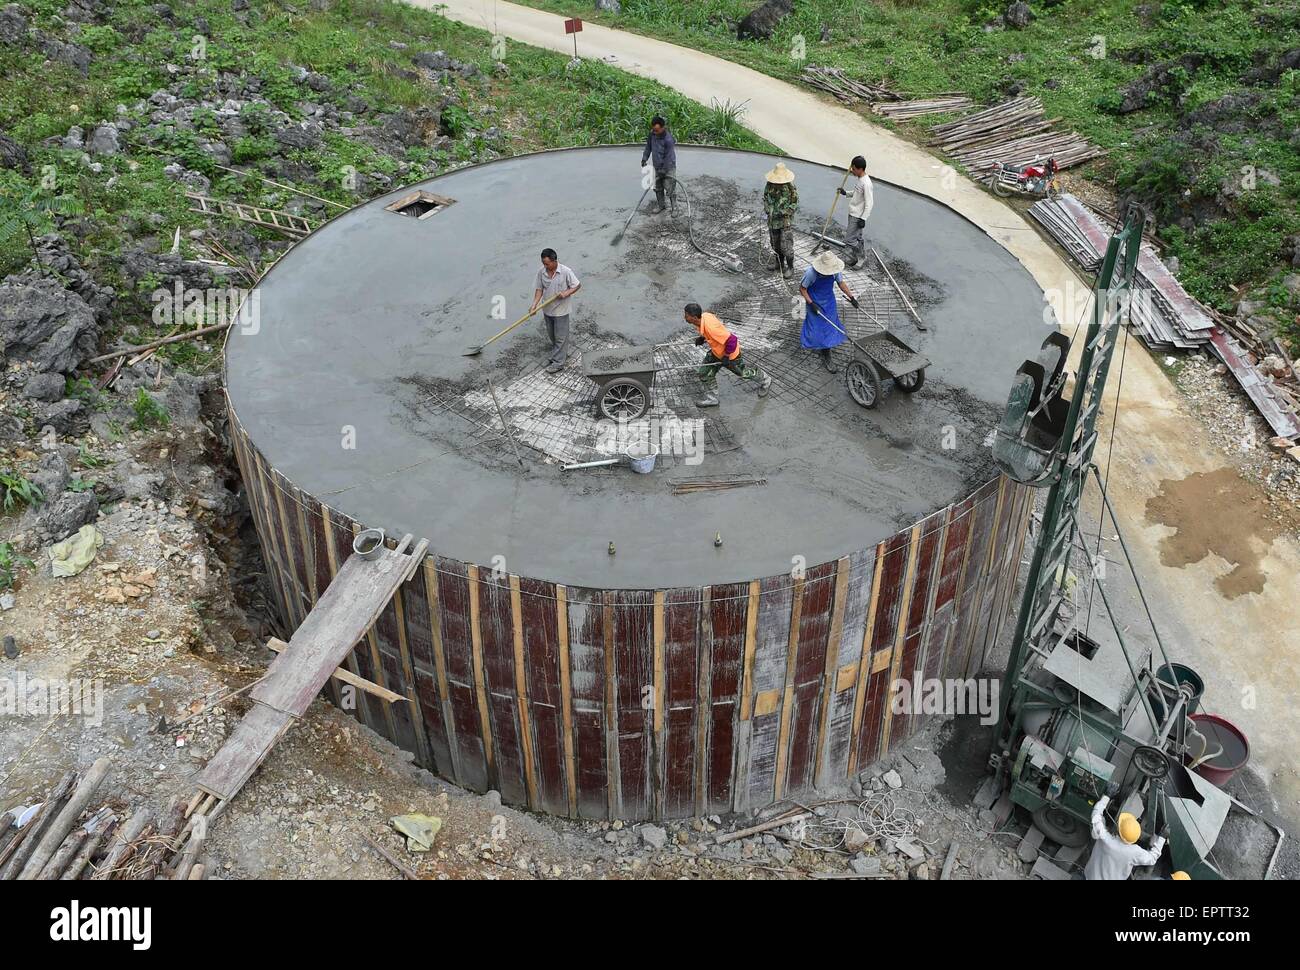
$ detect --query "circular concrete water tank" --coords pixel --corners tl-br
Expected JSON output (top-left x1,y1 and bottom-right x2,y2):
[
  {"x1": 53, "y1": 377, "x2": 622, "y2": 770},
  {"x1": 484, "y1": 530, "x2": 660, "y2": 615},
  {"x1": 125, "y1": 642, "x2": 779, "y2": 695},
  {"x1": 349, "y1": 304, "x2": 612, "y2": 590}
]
[{"x1": 224, "y1": 146, "x2": 1040, "y2": 819}]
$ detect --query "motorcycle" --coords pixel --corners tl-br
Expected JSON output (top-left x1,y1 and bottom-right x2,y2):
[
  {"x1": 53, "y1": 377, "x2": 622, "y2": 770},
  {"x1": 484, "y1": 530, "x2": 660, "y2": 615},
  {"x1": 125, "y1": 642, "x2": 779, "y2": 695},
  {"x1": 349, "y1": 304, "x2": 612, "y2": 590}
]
[{"x1": 988, "y1": 157, "x2": 1062, "y2": 199}]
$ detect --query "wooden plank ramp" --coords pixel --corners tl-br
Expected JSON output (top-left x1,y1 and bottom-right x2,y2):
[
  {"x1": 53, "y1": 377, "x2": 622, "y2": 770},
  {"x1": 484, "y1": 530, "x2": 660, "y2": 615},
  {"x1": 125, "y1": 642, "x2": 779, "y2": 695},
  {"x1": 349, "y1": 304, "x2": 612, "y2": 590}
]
[{"x1": 191, "y1": 535, "x2": 428, "y2": 810}]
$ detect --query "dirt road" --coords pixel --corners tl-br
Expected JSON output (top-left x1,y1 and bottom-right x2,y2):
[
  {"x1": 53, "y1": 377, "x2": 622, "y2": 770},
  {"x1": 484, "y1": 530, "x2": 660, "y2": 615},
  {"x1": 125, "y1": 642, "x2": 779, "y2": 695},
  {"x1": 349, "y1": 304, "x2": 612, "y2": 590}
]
[{"x1": 414, "y1": 1, "x2": 1299, "y2": 831}]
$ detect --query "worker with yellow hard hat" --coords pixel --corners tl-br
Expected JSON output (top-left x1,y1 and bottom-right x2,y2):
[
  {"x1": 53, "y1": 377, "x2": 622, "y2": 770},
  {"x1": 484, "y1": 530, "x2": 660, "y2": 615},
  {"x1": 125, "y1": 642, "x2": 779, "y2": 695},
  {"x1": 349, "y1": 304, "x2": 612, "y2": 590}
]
[
  {"x1": 1083, "y1": 794, "x2": 1166, "y2": 880},
  {"x1": 1172, "y1": 871, "x2": 1191, "y2": 880}
]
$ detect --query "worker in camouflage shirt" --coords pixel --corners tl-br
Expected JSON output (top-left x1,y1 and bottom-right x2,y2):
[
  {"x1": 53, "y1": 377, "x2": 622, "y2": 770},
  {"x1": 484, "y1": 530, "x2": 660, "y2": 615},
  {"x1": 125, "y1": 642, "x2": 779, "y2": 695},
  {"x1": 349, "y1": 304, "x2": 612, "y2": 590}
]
[{"x1": 762, "y1": 162, "x2": 798, "y2": 279}]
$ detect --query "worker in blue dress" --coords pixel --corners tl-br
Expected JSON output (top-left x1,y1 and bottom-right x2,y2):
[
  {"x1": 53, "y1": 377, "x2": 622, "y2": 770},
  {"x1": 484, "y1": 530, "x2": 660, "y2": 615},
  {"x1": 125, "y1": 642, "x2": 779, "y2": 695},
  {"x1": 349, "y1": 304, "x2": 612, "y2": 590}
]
[{"x1": 800, "y1": 250, "x2": 860, "y2": 373}]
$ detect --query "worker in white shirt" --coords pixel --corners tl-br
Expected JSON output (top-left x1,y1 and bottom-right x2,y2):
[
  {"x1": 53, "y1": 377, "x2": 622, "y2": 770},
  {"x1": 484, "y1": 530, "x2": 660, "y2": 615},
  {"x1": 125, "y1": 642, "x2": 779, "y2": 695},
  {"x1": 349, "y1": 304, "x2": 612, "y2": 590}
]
[
  {"x1": 1083, "y1": 794, "x2": 1166, "y2": 880},
  {"x1": 837, "y1": 155, "x2": 873, "y2": 269}
]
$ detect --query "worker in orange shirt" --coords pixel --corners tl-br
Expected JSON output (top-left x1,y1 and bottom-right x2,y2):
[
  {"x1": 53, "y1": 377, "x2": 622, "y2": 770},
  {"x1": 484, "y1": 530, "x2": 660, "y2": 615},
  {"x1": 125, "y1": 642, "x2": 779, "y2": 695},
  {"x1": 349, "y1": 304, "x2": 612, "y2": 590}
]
[{"x1": 684, "y1": 303, "x2": 772, "y2": 408}]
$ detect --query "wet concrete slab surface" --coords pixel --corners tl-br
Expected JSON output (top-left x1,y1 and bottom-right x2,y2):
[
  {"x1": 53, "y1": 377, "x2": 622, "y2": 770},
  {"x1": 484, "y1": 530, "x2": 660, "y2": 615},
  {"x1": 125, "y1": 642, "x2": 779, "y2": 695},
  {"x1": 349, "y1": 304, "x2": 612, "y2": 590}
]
[{"x1": 225, "y1": 146, "x2": 1050, "y2": 587}]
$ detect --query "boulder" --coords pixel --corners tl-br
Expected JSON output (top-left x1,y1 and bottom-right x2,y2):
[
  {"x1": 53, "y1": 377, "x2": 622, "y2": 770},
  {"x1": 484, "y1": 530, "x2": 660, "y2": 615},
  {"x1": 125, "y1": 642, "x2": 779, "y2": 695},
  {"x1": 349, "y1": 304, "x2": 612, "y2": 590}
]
[
  {"x1": 37, "y1": 398, "x2": 87, "y2": 437},
  {"x1": 737, "y1": 0, "x2": 793, "y2": 41},
  {"x1": 1115, "y1": 54, "x2": 1206, "y2": 114},
  {"x1": 0, "y1": 130, "x2": 28, "y2": 170},
  {"x1": 595, "y1": 0, "x2": 621, "y2": 11},
  {"x1": 273, "y1": 121, "x2": 323, "y2": 151},
  {"x1": 413, "y1": 49, "x2": 453, "y2": 72},
  {"x1": 1242, "y1": 47, "x2": 1300, "y2": 87},
  {"x1": 0, "y1": 278, "x2": 99, "y2": 374},
  {"x1": 22, "y1": 371, "x2": 66, "y2": 402},
  {"x1": 87, "y1": 123, "x2": 120, "y2": 155},
  {"x1": 639, "y1": 824, "x2": 667, "y2": 850},
  {"x1": 36, "y1": 490, "x2": 98, "y2": 543},
  {"x1": 36, "y1": 33, "x2": 92, "y2": 75},
  {"x1": 1005, "y1": 2, "x2": 1033, "y2": 29},
  {"x1": 0, "y1": 3, "x2": 28, "y2": 46},
  {"x1": 31, "y1": 451, "x2": 71, "y2": 499}
]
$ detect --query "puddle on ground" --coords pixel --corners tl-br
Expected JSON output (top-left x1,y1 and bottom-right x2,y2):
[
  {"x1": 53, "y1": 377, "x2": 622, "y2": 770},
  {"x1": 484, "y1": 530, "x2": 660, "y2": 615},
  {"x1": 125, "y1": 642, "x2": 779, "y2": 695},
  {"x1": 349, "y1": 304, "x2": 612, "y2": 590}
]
[{"x1": 1144, "y1": 467, "x2": 1281, "y2": 598}]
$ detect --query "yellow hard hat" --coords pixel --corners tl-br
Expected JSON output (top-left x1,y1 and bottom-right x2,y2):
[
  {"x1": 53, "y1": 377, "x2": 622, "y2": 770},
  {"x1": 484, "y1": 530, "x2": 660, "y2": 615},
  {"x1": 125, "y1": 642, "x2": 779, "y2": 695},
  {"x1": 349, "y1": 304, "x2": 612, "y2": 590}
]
[
  {"x1": 1172, "y1": 871, "x2": 1191, "y2": 880},
  {"x1": 1118, "y1": 812, "x2": 1141, "y2": 844}
]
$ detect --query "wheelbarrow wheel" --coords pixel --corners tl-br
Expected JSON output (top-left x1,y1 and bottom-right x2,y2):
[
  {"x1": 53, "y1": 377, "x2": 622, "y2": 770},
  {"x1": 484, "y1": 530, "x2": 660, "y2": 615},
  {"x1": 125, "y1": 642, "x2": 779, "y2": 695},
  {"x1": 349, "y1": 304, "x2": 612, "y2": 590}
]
[
  {"x1": 845, "y1": 359, "x2": 882, "y2": 409},
  {"x1": 598, "y1": 377, "x2": 650, "y2": 421},
  {"x1": 893, "y1": 367, "x2": 925, "y2": 394}
]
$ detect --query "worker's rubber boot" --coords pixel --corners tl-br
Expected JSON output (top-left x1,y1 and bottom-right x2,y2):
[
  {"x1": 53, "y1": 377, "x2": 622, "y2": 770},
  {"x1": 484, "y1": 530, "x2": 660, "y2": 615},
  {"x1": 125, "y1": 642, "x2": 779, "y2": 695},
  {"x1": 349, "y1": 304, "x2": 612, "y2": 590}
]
[
  {"x1": 545, "y1": 359, "x2": 564, "y2": 374},
  {"x1": 766, "y1": 252, "x2": 779, "y2": 272},
  {"x1": 820, "y1": 349, "x2": 839, "y2": 373},
  {"x1": 780, "y1": 259, "x2": 792, "y2": 279},
  {"x1": 695, "y1": 390, "x2": 719, "y2": 408},
  {"x1": 758, "y1": 373, "x2": 773, "y2": 397}
]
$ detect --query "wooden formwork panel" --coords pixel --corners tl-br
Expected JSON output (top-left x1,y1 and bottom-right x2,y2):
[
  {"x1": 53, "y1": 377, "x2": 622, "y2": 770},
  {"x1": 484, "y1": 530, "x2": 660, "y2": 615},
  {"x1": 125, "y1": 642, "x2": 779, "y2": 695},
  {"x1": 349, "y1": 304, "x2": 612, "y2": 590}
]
[
  {"x1": 231, "y1": 411, "x2": 1033, "y2": 821},
  {"x1": 564, "y1": 586, "x2": 609, "y2": 819},
  {"x1": 475, "y1": 569, "x2": 527, "y2": 807},
  {"x1": 518, "y1": 576, "x2": 567, "y2": 816},
  {"x1": 855, "y1": 528, "x2": 912, "y2": 770},
  {"x1": 401, "y1": 562, "x2": 455, "y2": 780},
  {"x1": 610, "y1": 590, "x2": 654, "y2": 820},
  {"x1": 435, "y1": 559, "x2": 490, "y2": 793},
  {"x1": 782, "y1": 560, "x2": 836, "y2": 798},
  {"x1": 661, "y1": 588, "x2": 701, "y2": 818},
  {"x1": 818, "y1": 550, "x2": 874, "y2": 786},
  {"x1": 703, "y1": 583, "x2": 748, "y2": 815}
]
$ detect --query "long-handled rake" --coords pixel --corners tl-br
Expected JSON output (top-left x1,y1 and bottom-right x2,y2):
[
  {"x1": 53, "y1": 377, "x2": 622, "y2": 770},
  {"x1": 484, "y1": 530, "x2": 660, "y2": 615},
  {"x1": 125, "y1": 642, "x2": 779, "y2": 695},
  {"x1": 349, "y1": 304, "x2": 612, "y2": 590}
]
[{"x1": 462, "y1": 293, "x2": 560, "y2": 357}]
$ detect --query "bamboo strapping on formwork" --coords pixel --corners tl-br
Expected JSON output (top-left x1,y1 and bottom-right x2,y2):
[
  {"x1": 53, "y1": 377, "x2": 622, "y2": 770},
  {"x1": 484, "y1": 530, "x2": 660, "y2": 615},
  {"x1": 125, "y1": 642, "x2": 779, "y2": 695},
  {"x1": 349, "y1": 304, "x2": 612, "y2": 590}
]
[{"x1": 230, "y1": 405, "x2": 1033, "y2": 821}]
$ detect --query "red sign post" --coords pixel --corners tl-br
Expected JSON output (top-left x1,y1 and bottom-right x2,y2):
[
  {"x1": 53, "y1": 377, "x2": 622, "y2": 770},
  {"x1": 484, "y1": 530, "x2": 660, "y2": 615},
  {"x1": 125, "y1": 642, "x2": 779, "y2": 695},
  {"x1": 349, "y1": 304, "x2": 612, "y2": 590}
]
[{"x1": 565, "y1": 17, "x2": 583, "y2": 60}]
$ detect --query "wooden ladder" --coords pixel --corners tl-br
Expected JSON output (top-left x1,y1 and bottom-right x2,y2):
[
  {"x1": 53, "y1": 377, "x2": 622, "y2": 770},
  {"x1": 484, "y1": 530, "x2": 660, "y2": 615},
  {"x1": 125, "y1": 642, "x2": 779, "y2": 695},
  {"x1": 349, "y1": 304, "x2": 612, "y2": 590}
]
[{"x1": 185, "y1": 192, "x2": 315, "y2": 238}]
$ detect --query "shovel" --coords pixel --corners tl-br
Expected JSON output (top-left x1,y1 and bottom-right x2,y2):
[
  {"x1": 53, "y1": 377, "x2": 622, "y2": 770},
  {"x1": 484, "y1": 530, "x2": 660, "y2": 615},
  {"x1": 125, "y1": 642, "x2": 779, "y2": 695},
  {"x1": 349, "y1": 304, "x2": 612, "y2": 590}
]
[{"x1": 462, "y1": 294, "x2": 560, "y2": 357}]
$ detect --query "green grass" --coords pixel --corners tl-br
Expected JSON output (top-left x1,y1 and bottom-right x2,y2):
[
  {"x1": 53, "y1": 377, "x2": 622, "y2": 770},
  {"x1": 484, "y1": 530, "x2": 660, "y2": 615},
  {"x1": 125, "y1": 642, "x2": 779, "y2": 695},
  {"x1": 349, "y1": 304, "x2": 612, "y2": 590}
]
[
  {"x1": 517, "y1": 0, "x2": 1300, "y2": 316},
  {"x1": 0, "y1": 541, "x2": 34, "y2": 591},
  {"x1": 129, "y1": 388, "x2": 170, "y2": 431},
  {"x1": 0, "y1": 0, "x2": 777, "y2": 373},
  {"x1": 0, "y1": 470, "x2": 43, "y2": 514}
]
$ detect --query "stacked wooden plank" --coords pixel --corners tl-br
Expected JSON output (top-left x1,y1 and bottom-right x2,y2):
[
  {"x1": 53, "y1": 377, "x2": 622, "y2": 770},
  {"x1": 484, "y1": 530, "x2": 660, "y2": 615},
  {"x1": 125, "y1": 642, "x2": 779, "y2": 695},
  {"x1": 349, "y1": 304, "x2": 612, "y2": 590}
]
[
  {"x1": 873, "y1": 95, "x2": 973, "y2": 120},
  {"x1": 1209, "y1": 329, "x2": 1300, "y2": 440},
  {"x1": 929, "y1": 97, "x2": 1104, "y2": 172},
  {"x1": 800, "y1": 64, "x2": 899, "y2": 104},
  {"x1": 1028, "y1": 194, "x2": 1300, "y2": 439},
  {"x1": 1030, "y1": 195, "x2": 1212, "y2": 349}
]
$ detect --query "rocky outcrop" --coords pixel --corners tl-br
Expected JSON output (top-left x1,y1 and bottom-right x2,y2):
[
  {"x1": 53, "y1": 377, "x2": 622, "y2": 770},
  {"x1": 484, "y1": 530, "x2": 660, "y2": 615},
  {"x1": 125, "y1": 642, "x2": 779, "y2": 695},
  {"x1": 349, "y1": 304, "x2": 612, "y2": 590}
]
[
  {"x1": 1005, "y1": 2, "x2": 1034, "y2": 29},
  {"x1": 0, "y1": 3, "x2": 27, "y2": 45},
  {"x1": 0, "y1": 277, "x2": 99, "y2": 374},
  {"x1": 737, "y1": 0, "x2": 793, "y2": 41},
  {"x1": 1114, "y1": 54, "x2": 1207, "y2": 114},
  {"x1": 0, "y1": 129, "x2": 27, "y2": 170}
]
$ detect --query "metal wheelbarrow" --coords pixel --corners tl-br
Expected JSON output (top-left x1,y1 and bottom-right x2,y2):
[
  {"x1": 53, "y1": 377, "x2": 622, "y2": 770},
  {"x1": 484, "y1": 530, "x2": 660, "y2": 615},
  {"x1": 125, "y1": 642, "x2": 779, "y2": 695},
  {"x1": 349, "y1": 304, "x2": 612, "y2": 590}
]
[
  {"x1": 808, "y1": 302, "x2": 929, "y2": 409},
  {"x1": 582, "y1": 345, "x2": 659, "y2": 421}
]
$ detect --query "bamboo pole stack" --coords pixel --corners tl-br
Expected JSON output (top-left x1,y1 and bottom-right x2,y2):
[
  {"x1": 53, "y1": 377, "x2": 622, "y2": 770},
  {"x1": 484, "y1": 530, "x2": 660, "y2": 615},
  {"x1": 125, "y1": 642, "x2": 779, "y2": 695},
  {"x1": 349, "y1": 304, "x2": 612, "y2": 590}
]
[
  {"x1": 873, "y1": 95, "x2": 973, "y2": 119},
  {"x1": 929, "y1": 97, "x2": 1104, "y2": 172},
  {"x1": 0, "y1": 765, "x2": 207, "y2": 880},
  {"x1": 800, "y1": 65, "x2": 900, "y2": 105}
]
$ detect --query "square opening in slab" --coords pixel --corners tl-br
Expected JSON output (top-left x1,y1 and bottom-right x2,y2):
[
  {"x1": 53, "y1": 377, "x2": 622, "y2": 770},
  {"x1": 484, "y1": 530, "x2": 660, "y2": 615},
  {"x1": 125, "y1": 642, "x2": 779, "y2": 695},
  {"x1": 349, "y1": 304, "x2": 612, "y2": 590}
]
[
  {"x1": 385, "y1": 190, "x2": 455, "y2": 220},
  {"x1": 1062, "y1": 631, "x2": 1100, "y2": 661}
]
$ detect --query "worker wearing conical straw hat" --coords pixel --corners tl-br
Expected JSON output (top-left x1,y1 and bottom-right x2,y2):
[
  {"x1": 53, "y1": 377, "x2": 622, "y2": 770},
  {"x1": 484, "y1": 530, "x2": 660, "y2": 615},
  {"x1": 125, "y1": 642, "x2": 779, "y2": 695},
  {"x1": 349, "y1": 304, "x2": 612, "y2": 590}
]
[
  {"x1": 762, "y1": 162, "x2": 798, "y2": 279},
  {"x1": 799, "y1": 249, "x2": 860, "y2": 374},
  {"x1": 1084, "y1": 793, "x2": 1166, "y2": 880}
]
